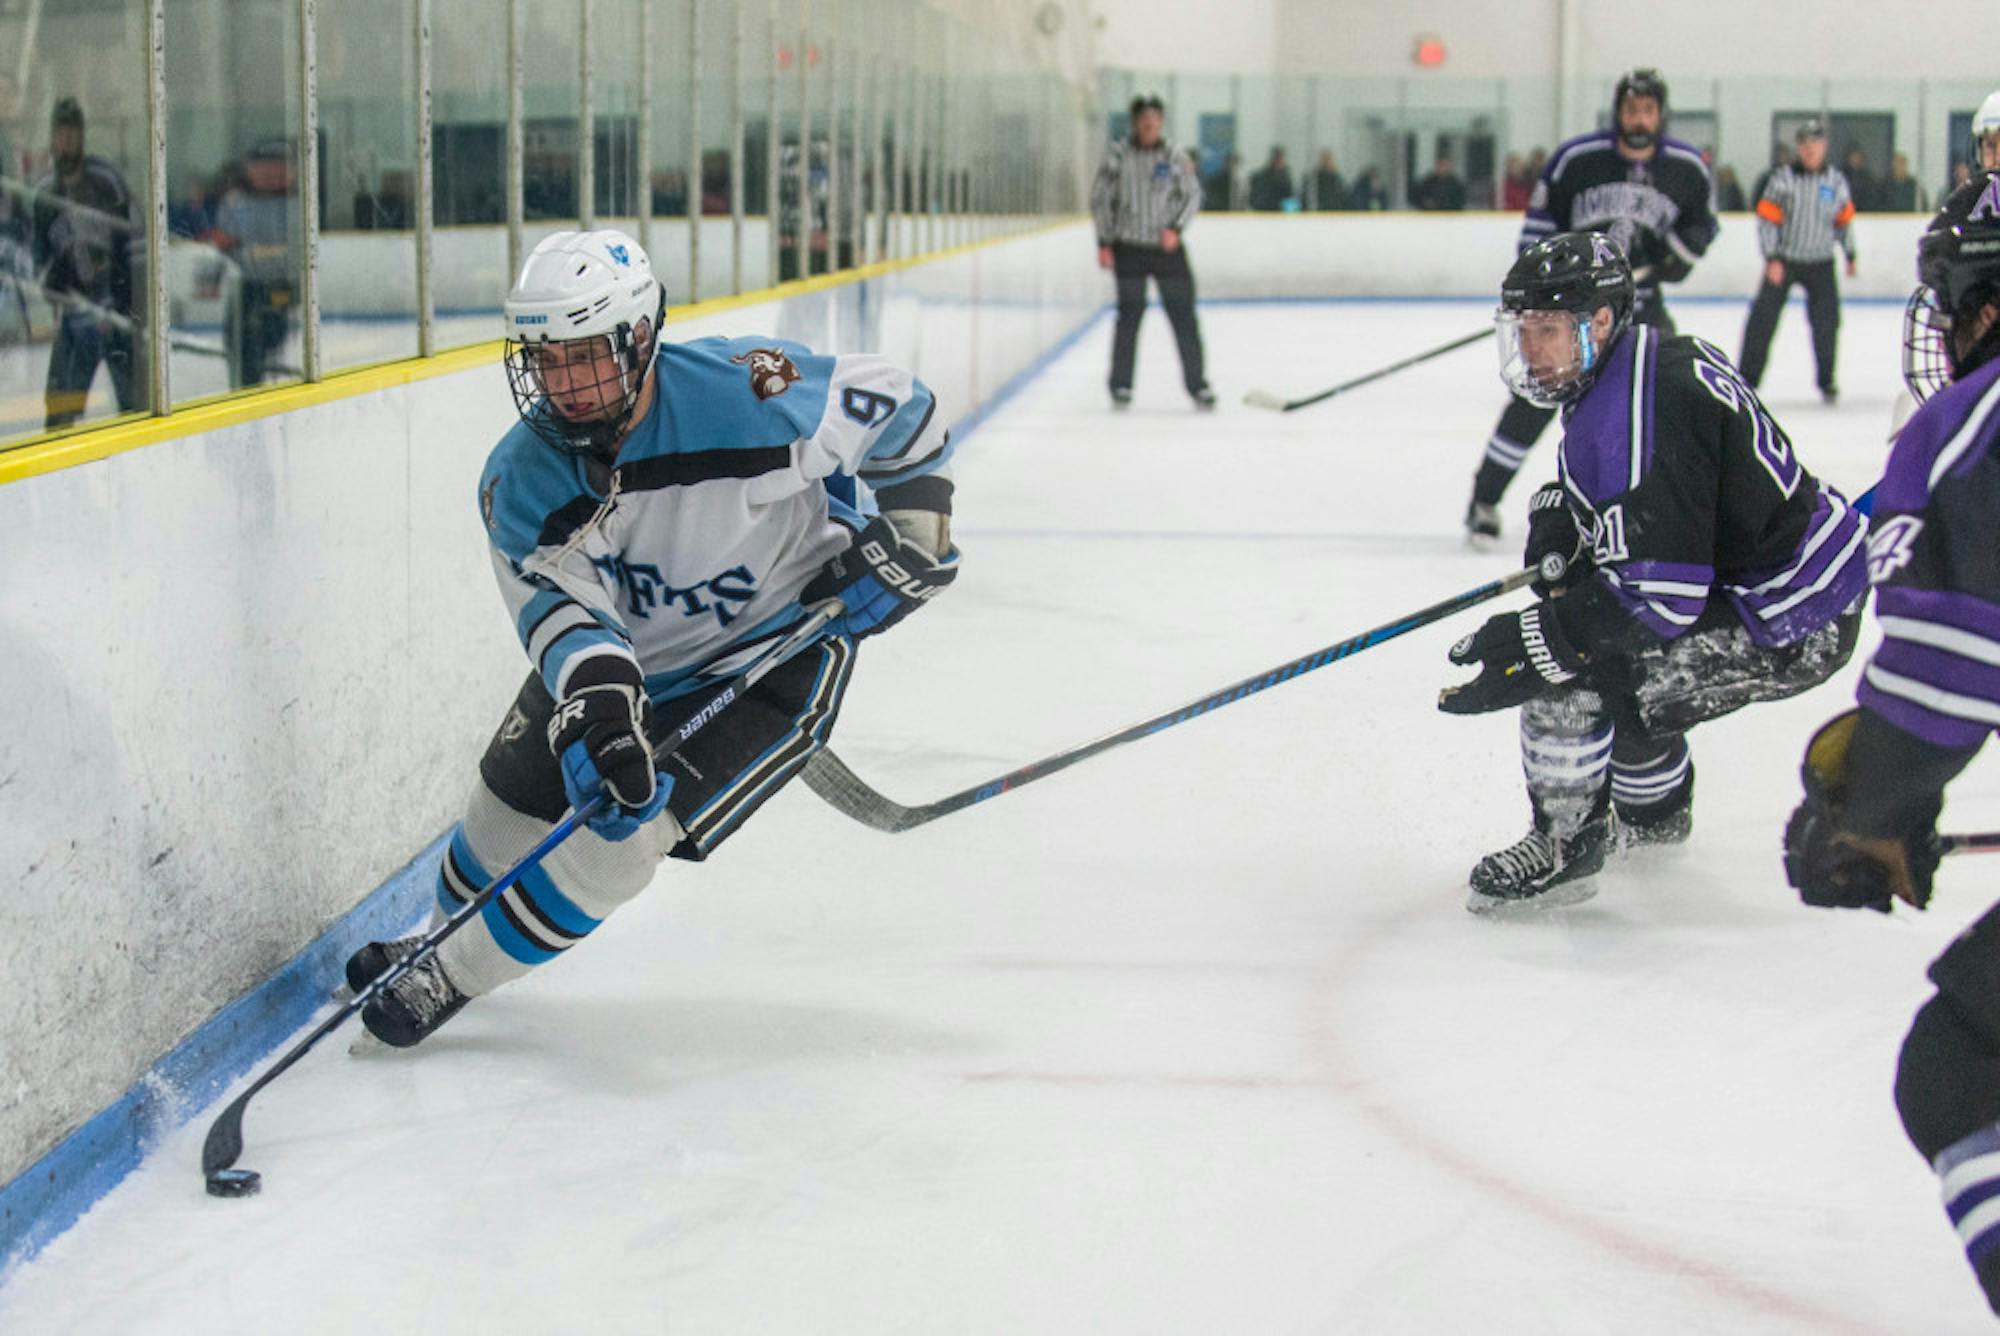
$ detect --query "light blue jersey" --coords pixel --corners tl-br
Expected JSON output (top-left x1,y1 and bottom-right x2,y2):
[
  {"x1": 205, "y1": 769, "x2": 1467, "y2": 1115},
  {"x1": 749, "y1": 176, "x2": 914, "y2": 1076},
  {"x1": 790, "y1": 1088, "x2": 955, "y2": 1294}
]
[{"x1": 479, "y1": 333, "x2": 953, "y2": 702}]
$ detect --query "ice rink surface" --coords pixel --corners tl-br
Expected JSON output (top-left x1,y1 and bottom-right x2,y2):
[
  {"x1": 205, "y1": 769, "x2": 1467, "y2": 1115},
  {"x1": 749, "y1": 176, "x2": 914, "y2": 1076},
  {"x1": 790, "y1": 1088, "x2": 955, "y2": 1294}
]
[{"x1": 5, "y1": 296, "x2": 1998, "y2": 1334}]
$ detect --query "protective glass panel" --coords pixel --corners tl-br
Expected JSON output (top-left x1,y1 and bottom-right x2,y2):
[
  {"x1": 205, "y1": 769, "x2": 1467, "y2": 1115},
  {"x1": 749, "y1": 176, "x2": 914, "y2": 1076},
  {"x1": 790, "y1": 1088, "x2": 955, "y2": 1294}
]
[
  {"x1": 1, "y1": 1, "x2": 157, "y2": 443},
  {"x1": 317, "y1": 0, "x2": 420, "y2": 371}
]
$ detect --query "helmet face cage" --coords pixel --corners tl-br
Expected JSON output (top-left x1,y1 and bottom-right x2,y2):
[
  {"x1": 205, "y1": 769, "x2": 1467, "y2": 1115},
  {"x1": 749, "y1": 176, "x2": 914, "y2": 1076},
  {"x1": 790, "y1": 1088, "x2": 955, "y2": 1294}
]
[
  {"x1": 1612, "y1": 68, "x2": 1668, "y2": 149},
  {"x1": 504, "y1": 316, "x2": 653, "y2": 459},
  {"x1": 1901, "y1": 287, "x2": 1956, "y2": 404}
]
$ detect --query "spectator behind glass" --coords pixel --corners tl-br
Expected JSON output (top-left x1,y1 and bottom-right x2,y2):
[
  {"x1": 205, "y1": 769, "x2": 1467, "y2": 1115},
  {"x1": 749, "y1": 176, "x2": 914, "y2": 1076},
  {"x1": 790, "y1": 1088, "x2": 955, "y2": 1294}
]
[
  {"x1": 1881, "y1": 152, "x2": 1923, "y2": 212},
  {"x1": 32, "y1": 97, "x2": 142, "y2": 427},
  {"x1": 1411, "y1": 155, "x2": 1466, "y2": 211},
  {"x1": 1248, "y1": 146, "x2": 1293, "y2": 212},
  {"x1": 1202, "y1": 151, "x2": 1241, "y2": 211},
  {"x1": 1310, "y1": 150, "x2": 1345, "y2": 211},
  {"x1": 1843, "y1": 144, "x2": 1879, "y2": 211},
  {"x1": 210, "y1": 141, "x2": 298, "y2": 388},
  {"x1": 1500, "y1": 152, "x2": 1533, "y2": 211},
  {"x1": 1348, "y1": 165, "x2": 1388, "y2": 210},
  {"x1": 1715, "y1": 164, "x2": 1747, "y2": 211}
]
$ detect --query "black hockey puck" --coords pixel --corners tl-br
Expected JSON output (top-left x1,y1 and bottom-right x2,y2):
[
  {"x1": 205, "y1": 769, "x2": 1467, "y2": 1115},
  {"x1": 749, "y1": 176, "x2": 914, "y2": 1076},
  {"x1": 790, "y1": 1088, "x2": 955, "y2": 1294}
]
[{"x1": 205, "y1": 1168, "x2": 262, "y2": 1199}]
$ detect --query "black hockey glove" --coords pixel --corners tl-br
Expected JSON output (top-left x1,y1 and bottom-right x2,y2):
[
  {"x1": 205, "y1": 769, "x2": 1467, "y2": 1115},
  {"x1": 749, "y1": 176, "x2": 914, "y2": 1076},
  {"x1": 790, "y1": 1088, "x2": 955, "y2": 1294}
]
[
  {"x1": 549, "y1": 678, "x2": 672, "y2": 842},
  {"x1": 1782, "y1": 710, "x2": 1939, "y2": 912},
  {"x1": 1522, "y1": 483, "x2": 1590, "y2": 597},
  {"x1": 1437, "y1": 602, "x2": 1587, "y2": 716},
  {"x1": 801, "y1": 514, "x2": 959, "y2": 640}
]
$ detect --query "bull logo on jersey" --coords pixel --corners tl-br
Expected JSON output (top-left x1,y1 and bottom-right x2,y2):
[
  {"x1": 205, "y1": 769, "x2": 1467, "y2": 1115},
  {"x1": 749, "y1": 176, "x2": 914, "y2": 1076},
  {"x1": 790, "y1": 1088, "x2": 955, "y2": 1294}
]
[
  {"x1": 591, "y1": 554, "x2": 760, "y2": 628},
  {"x1": 1866, "y1": 514, "x2": 1925, "y2": 584},
  {"x1": 732, "y1": 347, "x2": 801, "y2": 400}
]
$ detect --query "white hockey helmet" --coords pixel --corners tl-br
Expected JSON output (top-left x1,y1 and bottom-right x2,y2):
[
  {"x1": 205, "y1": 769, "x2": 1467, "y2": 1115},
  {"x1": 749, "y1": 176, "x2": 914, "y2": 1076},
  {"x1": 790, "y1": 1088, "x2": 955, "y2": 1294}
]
[
  {"x1": 1975, "y1": 90, "x2": 2000, "y2": 171},
  {"x1": 503, "y1": 229, "x2": 665, "y2": 457}
]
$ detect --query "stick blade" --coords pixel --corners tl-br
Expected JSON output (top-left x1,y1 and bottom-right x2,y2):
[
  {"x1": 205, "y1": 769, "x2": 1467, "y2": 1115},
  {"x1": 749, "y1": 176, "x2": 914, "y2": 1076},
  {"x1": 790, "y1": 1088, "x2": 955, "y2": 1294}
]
[
  {"x1": 800, "y1": 752, "x2": 924, "y2": 833},
  {"x1": 1241, "y1": 387, "x2": 1290, "y2": 411},
  {"x1": 200, "y1": 1096, "x2": 247, "y2": 1176}
]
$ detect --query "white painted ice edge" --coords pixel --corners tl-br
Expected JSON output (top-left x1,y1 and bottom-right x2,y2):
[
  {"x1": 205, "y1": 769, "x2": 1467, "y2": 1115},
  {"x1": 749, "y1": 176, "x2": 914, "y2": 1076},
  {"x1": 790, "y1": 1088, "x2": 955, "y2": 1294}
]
[
  {"x1": 0, "y1": 834, "x2": 443, "y2": 1278},
  {"x1": 0, "y1": 234, "x2": 1106, "y2": 1282}
]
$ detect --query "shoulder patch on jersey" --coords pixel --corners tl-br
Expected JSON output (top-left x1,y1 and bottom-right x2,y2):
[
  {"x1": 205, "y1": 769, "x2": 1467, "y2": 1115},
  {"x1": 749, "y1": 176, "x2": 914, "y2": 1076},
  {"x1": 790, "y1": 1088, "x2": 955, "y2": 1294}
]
[
  {"x1": 731, "y1": 346, "x2": 802, "y2": 400},
  {"x1": 481, "y1": 472, "x2": 501, "y2": 532}
]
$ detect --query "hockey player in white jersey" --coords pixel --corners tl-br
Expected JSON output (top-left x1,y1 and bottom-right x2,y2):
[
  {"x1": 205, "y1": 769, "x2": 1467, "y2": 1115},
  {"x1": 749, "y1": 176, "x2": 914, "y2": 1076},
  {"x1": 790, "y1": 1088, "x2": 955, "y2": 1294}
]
[{"x1": 351, "y1": 229, "x2": 959, "y2": 1046}]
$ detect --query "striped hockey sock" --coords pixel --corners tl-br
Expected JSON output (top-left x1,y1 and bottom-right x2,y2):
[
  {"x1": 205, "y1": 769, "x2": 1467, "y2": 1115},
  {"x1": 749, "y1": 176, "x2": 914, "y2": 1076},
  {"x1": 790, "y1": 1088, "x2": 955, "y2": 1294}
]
[
  {"x1": 1937, "y1": 1122, "x2": 2000, "y2": 1313},
  {"x1": 1610, "y1": 736, "x2": 1693, "y2": 816}
]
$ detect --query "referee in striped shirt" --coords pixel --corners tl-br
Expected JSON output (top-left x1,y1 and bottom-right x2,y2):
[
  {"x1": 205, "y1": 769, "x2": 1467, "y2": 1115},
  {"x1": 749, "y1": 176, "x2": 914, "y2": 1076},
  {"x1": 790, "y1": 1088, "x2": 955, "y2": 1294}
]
[
  {"x1": 1091, "y1": 94, "x2": 1213, "y2": 409},
  {"x1": 1739, "y1": 120, "x2": 1857, "y2": 403}
]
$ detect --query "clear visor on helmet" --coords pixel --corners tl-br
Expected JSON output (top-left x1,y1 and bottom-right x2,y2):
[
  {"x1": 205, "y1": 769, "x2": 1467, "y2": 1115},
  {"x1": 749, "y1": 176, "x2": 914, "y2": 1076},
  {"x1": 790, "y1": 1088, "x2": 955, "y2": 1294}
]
[
  {"x1": 1901, "y1": 287, "x2": 1955, "y2": 404},
  {"x1": 1496, "y1": 307, "x2": 1599, "y2": 408}
]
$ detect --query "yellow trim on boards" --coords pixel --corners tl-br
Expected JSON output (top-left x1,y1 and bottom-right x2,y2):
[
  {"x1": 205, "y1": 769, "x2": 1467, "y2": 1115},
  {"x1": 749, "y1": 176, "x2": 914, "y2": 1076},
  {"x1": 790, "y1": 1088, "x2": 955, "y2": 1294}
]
[{"x1": 0, "y1": 217, "x2": 1085, "y2": 490}]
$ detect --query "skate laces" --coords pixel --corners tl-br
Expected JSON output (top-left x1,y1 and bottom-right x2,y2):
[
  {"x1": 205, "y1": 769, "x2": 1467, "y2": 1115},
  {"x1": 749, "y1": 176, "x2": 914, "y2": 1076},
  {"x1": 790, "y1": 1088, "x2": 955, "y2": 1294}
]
[
  {"x1": 393, "y1": 953, "x2": 462, "y2": 1021},
  {"x1": 1491, "y1": 830, "x2": 1561, "y2": 878}
]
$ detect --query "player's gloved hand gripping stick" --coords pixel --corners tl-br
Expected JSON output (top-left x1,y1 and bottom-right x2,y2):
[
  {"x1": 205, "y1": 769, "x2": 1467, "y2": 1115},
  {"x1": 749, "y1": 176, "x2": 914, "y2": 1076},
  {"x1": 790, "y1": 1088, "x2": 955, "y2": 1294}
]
[
  {"x1": 200, "y1": 602, "x2": 841, "y2": 1196},
  {"x1": 802, "y1": 559, "x2": 1566, "y2": 834}
]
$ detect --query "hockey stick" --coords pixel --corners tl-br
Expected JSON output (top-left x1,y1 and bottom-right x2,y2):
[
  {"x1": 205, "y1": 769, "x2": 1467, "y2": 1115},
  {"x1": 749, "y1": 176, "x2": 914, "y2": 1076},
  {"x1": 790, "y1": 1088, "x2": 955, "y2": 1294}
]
[
  {"x1": 1243, "y1": 327, "x2": 1494, "y2": 413},
  {"x1": 1943, "y1": 831, "x2": 2000, "y2": 855},
  {"x1": 801, "y1": 561, "x2": 1553, "y2": 834},
  {"x1": 199, "y1": 603, "x2": 840, "y2": 1191}
]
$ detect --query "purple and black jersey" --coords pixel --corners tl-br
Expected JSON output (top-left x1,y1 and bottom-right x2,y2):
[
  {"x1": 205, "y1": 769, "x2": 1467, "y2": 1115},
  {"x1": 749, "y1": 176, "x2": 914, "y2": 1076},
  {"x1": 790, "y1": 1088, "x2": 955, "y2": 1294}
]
[
  {"x1": 1554, "y1": 326, "x2": 1868, "y2": 650},
  {"x1": 1857, "y1": 355, "x2": 2000, "y2": 750},
  {"x1": 1520, "y1": 131, "x2": 1718, "y2": 303}
]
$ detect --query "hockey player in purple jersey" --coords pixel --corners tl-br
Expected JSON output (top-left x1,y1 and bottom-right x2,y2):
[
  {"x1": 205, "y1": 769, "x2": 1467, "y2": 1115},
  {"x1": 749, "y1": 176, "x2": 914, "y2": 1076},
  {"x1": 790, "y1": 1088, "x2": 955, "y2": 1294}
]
[
  {"x1": 349, "y1": 229, "x2": 959, "y2": 1047},
  {"x1": 1464, "y1": 69, "x2": 1719, "y2": 541},
  {"x1": 1784, "y1": 173, "x2": 2000, "y2": 1318},
  {"x1": 1439, "y1": 231, "x2": 1865, "y2": 912}
]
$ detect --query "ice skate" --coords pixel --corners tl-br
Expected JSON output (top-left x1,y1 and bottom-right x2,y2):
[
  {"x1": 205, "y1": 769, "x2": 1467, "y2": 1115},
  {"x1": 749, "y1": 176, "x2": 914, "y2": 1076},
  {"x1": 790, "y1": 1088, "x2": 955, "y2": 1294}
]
[{"x1": 1467, "y1": 815, "x2": 1611, "y2": 913}]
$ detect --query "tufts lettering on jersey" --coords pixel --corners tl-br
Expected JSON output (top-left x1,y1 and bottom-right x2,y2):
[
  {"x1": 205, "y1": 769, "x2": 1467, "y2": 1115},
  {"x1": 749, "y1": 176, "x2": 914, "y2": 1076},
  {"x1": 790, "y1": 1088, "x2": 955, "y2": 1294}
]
[
  {"x1": 590, "y1": 554, "x2": 761, "y2": 628},
  {"x1": 1866, "y1": 515, "x2": 1925, "y2": 584},
  {"x1": 731, "y1": 347, "x2": 801, "y2": 400}
]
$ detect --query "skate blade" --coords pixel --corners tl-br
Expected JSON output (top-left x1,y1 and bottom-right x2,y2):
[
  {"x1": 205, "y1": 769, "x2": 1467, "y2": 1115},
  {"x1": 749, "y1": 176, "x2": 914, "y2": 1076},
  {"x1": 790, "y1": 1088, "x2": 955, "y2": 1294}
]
[
  {"x1": 1466, "y1": 877, "x2": 1600, "y2": 916},
  {"x1": 347, "y1": 1028, "x2": 394, "y2": 1057},
  {"x1": 1463, "y1": 530, "x2": 1502, "y2": 552}
]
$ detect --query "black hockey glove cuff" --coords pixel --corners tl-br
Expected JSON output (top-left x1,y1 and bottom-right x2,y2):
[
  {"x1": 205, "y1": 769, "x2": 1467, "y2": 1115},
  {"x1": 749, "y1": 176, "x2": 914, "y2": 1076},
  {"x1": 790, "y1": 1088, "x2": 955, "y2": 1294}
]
[
  {"x1": 1781, "y1": 709, "x2": 1952, "y2": 912},
  {"x1": 1523, "y1": 484, "x2": 1590, "y2": 596},
  {"x1": 1437, "y1": 602, "x2": 1586, "y2": 716}
]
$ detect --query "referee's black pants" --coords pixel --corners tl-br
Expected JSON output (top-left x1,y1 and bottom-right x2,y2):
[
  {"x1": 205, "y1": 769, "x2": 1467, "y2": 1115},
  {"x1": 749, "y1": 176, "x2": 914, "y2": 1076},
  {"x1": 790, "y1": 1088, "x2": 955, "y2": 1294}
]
[
  {"x1": 1109, "y1": 241, "x2": 1207, "y2": 397},
  {"x1": 1738, "y1": 258, "x2": 1840, "y2": 393}
]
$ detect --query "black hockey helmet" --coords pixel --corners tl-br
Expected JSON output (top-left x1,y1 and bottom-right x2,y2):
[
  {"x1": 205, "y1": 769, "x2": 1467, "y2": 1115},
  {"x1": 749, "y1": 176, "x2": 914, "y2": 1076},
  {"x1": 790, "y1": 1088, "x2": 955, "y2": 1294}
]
[
  {"x1": 1128, "y1": 93, "x2": 1165, "y2": 121},
  {"x1": 1496, "y1": 232, "x2": 1636, "y2": 407},
  {"x1": 1902, "y1": 171, "x2": 2000, "y2": 401},
  {"x1": 1612, "y1": 68, "x2": 1668, "y2": 150}
]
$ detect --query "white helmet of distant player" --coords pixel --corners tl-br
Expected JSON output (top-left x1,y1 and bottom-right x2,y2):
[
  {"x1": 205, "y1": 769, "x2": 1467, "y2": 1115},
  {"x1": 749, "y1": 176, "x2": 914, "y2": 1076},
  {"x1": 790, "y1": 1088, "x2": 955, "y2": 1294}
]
[
  {"x1": 503, "y1": 229, "x2": 666, "y2": 458},
  {"x1": 1975, "y1": 90, "x2": 2000, "y2": 172}
]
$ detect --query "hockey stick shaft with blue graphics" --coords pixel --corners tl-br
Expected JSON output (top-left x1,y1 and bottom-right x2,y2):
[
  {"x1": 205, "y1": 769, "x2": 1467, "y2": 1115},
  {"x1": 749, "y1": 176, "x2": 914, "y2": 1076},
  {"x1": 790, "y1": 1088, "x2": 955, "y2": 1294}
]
[
  {"x1": 802, "y1": 561, "x2": 1558, "y2": 834},
  {"x1": 199, "y1": 603, "x2": 840, "y2": 1189}
]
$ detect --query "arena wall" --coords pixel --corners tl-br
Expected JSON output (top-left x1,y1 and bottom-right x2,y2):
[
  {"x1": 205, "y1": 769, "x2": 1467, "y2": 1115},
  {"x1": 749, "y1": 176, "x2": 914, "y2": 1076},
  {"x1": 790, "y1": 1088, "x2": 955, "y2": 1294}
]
[{"x1": 0, "y1": 219, "x2": 1102, "y2": 1266}]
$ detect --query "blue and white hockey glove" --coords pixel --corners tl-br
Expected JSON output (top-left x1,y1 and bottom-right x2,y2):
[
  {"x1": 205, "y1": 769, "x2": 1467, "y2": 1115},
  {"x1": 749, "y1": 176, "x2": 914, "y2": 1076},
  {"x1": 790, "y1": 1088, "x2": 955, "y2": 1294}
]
[
  {"x1": 548, "y1": 680, "x2": 673, "y2": 841},
  {"x1": 1437, "y1": 602, "x2": 1588, "y2": 716},
  {"x1": 801, "y1": 514, "x2": 959, "y2": 640}
]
